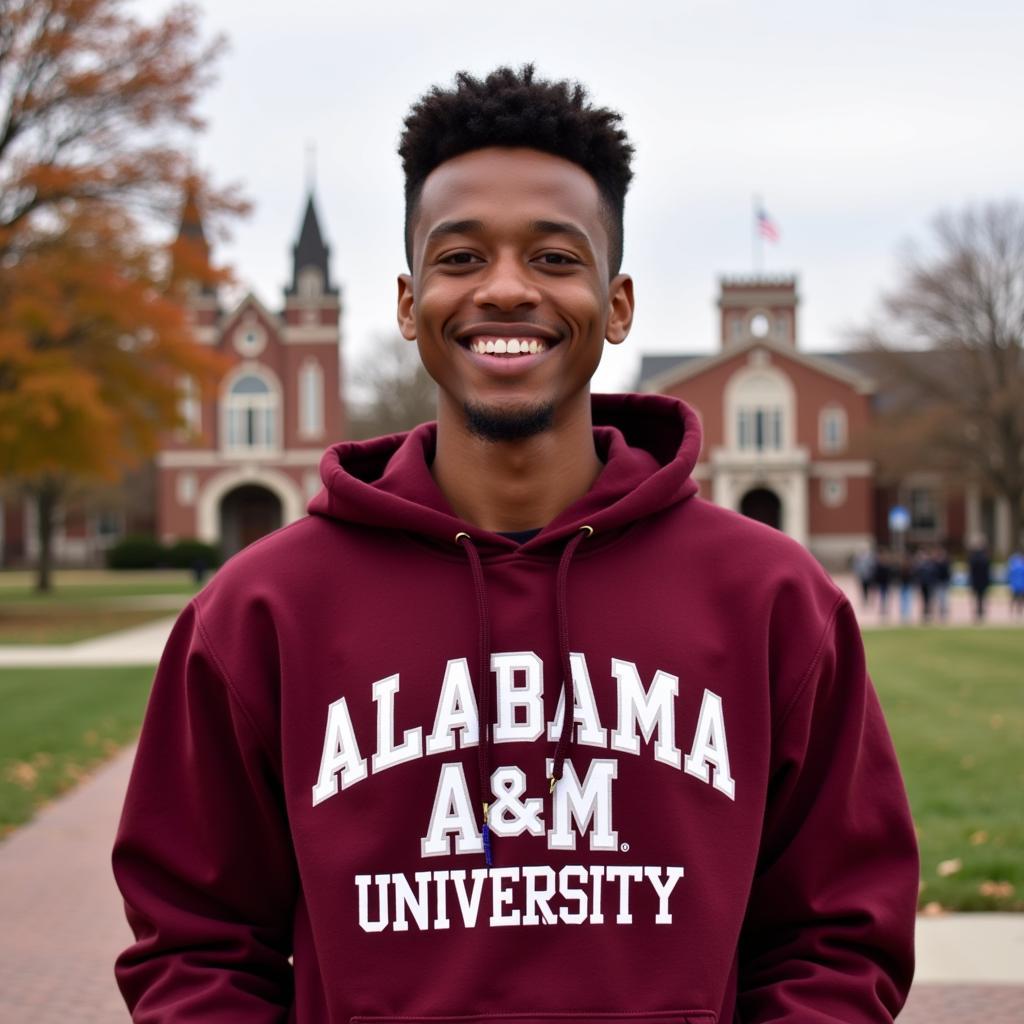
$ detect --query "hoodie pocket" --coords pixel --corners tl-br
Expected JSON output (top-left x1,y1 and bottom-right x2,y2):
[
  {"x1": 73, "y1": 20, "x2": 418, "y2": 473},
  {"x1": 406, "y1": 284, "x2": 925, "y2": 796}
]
[{"x1": 352, "y1": 1013, "x2": 717, "y2": 1024}]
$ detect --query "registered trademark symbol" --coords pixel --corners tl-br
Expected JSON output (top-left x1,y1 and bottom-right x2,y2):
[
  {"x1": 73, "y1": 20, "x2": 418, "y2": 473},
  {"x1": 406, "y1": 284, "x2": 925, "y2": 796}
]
[{"x1": 620, "y1": 842, "x2": 630, "y2": 852}]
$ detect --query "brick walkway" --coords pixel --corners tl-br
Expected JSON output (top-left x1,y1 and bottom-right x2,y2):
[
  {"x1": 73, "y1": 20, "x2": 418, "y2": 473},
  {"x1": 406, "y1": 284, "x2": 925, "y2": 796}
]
[
  {"x1": 0, "y1": 742, "x2": 1020, "y2": 1022},
  {"x1": 0, "y1": 745, "x2": 135, "y2": 1021}
]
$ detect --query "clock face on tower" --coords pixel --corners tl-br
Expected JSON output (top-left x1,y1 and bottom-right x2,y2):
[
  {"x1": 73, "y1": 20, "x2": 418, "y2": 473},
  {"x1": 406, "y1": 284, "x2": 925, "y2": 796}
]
[{"x1": 750, "y1": 313, "x2": 770, "y2": 338}]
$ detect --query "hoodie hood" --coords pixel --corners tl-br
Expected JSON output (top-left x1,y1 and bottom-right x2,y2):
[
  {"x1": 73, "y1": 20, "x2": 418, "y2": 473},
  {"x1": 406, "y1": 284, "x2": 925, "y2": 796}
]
[{"x1": 309, "y1": 392, "x2": 702, "y2": 552}]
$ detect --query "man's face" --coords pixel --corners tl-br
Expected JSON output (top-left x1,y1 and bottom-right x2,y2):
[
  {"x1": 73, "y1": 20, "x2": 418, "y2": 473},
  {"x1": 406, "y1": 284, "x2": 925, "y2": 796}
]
[{"x1": 397, "y1": 147, "x2": 633, "y2": 440}]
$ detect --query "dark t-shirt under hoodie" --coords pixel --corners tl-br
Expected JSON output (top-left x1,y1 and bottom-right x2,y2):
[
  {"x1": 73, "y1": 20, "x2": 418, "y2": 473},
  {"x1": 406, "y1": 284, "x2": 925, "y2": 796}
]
[{"x1": 113, "y1": 393, "x2": 918, "y2": 1023}]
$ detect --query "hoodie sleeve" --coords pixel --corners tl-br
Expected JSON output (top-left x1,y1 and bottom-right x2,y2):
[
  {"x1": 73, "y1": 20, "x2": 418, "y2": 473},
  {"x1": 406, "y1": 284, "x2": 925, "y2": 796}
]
[
  {"x1": 737, "y1": 595, "x2": 918, "y2": 1023},
  {"x1": 112, "y1": 600, "x2": 297, "y2": 1021}
]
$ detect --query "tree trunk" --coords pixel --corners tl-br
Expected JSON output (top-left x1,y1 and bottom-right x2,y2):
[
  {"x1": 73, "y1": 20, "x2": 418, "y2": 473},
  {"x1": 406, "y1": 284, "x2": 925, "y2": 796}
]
[{"x1": 34, "y1": 479, "x2": 60, "y2": 593}]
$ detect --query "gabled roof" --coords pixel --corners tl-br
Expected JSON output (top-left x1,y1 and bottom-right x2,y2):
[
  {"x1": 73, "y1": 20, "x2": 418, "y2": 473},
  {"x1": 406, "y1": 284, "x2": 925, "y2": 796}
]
[
  {"x1": 637, "y1": 338, "x2": 876, "y2": 395},
  {"x1": 220, "y1": 291, "x2": 281, "y2": 335}
]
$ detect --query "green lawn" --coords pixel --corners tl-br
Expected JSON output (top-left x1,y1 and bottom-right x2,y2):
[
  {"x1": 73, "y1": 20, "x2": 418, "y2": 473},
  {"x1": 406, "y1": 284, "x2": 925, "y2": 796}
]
[
  {"x1": 0, "y1": 666, "x2": 153, "y2": 835},
  {"x1": 0, "y1": 569, "x2": 200, "y2": 644},
  {"x1": 866, "y1": 628, "x2": 1024, "y2": 912}
]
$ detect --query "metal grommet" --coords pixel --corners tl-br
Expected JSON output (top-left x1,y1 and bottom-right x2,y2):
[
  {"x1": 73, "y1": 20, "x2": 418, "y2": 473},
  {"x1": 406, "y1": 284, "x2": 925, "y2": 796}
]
[
  {"x1": 579, "y1": 525, "x2": 594, "y2": 537},
  {"x1": 454, "y1": 532, "x2": 470, "y2": 543}
]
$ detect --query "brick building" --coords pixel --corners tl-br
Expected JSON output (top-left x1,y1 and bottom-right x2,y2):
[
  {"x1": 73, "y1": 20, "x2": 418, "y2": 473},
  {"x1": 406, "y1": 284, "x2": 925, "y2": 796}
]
[
  {"x1": 156, "y1": 190, "x2": 344, "y2": 558},
  {"x1": 638, "y1": 277, "x2": 889, "y2": 568}
]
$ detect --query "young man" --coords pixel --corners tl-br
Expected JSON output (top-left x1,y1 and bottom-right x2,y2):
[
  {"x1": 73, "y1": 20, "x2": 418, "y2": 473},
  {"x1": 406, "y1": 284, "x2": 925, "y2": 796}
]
[{"x1": 114, "y1": 66, "x2": 918, "y2": 1022}]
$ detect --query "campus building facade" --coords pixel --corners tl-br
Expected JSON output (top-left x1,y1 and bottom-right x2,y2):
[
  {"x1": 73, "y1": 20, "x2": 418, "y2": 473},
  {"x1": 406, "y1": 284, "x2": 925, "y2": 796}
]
[{"x1": 156, "y1": 193, "x2": 344, "y2": 558}]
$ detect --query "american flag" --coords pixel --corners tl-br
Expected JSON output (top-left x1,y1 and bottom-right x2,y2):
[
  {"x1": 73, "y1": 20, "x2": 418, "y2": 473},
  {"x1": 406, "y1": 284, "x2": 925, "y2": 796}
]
[{"x1": 757, "y1": 207, "x2": 780, "y2": 243}]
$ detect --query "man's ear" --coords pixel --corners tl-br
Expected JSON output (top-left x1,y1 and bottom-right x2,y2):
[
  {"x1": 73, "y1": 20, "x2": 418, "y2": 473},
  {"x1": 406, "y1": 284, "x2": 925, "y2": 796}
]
[
  {"x1": 605, "y1": 274, "x2": 634, "y2": 345},
  {"x1": 397, "y1": 274, "x2": 416, "y2": 340}
]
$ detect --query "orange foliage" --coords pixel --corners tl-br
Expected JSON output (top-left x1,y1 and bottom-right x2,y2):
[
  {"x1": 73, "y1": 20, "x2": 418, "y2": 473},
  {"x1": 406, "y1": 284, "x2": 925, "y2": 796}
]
[
  {"x1": 0, "y1": 0, "x2": 247, "y2": 484},
  {"x1": 0, "y1": 205, "x2": 229, "y2": 478}
]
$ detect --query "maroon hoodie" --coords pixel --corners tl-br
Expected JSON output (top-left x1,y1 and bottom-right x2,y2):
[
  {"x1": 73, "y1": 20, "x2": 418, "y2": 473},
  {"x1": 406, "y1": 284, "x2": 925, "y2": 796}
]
[{"x1": 113, "y1": 393, "x2": 917, "y2": 1023}]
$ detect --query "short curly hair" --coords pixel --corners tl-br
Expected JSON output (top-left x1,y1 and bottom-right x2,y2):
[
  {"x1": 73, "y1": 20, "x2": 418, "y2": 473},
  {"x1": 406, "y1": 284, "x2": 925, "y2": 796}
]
[{"x1": 399, "y1": 65, "x2": 634, "y2": 276}]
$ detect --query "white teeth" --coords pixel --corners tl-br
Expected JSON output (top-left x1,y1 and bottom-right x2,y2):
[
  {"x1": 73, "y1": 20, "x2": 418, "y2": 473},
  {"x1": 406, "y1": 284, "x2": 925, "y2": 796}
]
[{"x1": 467, "y1": 337, "x2": 550, "y2": 356}]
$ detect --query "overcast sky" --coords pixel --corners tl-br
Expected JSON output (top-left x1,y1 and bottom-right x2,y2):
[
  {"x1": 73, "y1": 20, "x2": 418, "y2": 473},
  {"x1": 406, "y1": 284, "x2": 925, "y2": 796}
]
[{"x1": 141, "y1": 0, "x2": 1024, "y2": 394}]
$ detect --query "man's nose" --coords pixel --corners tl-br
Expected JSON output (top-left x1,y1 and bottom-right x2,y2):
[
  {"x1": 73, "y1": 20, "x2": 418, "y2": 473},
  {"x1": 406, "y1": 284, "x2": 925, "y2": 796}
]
[{"x1": 473, "y1": 255, "x2": 541, "y2": 310}]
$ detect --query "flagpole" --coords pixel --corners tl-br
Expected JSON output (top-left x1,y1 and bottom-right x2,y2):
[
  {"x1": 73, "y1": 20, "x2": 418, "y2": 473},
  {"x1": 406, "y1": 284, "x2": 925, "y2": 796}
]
[{"x1": 752, "y1": 194, "x2": 762, "y2": 275}]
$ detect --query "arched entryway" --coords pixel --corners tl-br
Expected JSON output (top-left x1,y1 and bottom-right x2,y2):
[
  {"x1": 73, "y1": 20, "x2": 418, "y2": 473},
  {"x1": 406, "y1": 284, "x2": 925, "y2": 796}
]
[
  {"x1": 219, "y1": 484, "x2": 283, "y2": 556},
  {"x1": 740, "y1": 487, "x2": 782, "y2": 530}
]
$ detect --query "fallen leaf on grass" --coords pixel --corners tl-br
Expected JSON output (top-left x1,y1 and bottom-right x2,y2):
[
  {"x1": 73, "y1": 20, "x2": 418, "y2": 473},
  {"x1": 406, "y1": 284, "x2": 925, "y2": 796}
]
[
  {"x1": 102, "y1": 738, "x2": 119, "y2": 755},
  {"x1": 63, "y1": 762, "x2": 84, "y2": 782},
  {"x1": 6, "y1": 762, "x2": 38, "y2": 788},
  {"x1": 936, "y1": 858, "x2": 963, "y2": 877},
  {"x1": 31, "y1": 752, "x2": 52, "y2": 768},
  {"x1": 960, "y1": 754, "x2": 976, "y2": 769},
  {"x1": 83, "y1": 730, "x2": 99, "y2": 745},
  {"x1": 989, "y1": 714, "x2": 1004, "y2": 729},
  {"x1": 969, "y1": 830, "x2": 989, "y2": 846},
  {"x1": 978, "y1": 881, "x2": 1015, "y2": 898},
  {"x1": 921, "y1": 902, "x2": 946, "y2": 916}
]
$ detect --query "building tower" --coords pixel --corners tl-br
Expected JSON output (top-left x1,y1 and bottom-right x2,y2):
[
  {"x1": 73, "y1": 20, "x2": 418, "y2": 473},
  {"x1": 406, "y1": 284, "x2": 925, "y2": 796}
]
[{"x1": 156, "y1": 187, "x2": 345, "y2": 558}]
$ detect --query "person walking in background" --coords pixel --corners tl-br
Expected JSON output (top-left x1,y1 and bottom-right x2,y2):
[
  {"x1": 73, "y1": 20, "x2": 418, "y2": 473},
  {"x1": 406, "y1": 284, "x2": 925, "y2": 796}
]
[
  {"x1": 968, "y1": 536, "x2": 992, "y2": 623},
  {"x1": 852, "y1": 545, "x2": 876, "y2": 607},
  {"x1": 914, "y1": 547, "x2": 938, "y2": 624},
  {"x1": 1008, "y1": 549, "x2": 1024, "y2": 618},
  {"x1": 933, "y1": 545, "x2": 952, "y2": 622},
  {"x1": 873, "y1": 548, "x2": 894, "y2": 620},
  {"x1": 898, "y1": 550, "x2": 915, "y2": 623}
]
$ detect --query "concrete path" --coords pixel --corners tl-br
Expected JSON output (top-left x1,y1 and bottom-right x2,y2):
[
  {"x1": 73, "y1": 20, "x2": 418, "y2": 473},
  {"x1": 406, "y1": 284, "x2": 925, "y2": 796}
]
[{"x1": 0, "y1": 615, "x2": 176, "y2": 667}]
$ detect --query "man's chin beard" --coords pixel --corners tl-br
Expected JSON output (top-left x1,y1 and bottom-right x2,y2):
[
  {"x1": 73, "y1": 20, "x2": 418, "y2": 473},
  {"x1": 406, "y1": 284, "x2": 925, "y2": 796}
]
[{"x1": 464, "y1": 400, "x2": 555, "y2": 442}]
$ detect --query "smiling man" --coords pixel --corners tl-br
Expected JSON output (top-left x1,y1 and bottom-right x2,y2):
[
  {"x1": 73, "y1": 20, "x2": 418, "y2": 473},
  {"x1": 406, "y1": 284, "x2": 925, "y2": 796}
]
[{"x1": 114, "y1": 67, "x2": 918, "y2": 1023}]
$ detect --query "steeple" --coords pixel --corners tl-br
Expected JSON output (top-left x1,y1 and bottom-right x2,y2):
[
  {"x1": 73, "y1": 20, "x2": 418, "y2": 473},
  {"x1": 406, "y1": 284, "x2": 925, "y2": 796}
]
[
  {"x1": 173, "y1": 180, "x2": 217, "y2": 301},
  {"x1": 286, "y1": 192, "x2": 337, "y2": 298}
]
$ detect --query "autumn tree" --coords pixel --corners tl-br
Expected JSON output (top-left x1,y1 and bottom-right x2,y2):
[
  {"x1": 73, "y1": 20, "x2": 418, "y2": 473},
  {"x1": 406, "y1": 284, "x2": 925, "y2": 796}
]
[
  {"x1": 347, "y1": 333, "x2": 438, "y2": 440},
  {"x1": 856, "y1": 200, "x2": 1024, "y2": 554},
  {"x1": 0, "y1": 0, "x2": 247, "y2": 589}
]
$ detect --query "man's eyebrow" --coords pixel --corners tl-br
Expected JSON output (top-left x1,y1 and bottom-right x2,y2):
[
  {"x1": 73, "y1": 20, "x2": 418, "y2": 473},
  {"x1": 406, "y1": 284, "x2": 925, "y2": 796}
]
[
  {"x1": 425, "y1": 219, "x2": 484, "y2": 245},
  {"x1": 529, "y1": 220, "x2": 593, "y2": 248}
]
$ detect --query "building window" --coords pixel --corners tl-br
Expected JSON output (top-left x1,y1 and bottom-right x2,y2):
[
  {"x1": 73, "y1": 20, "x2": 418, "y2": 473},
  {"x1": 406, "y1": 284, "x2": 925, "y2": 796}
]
[
  {"x1": 177, "y1": 472, "x2": 198, "y2": 507},
  {"x1": 224, "y1": 372, "x2": 278, "y2": 451},
  {"x1": 821, "y1": 478, "x2": 847, "y2": 508},
  {"x1": 731, "y1": 315, "x2": 744, "y2": 342},
  {"x1": 178, "y1": 375, "x2": 201, "y2": 436},
  {"x1": 909, "y1": 487, "x2": 938, "y2": 531},
  {"x1": 298, "y1": 266, "x2": 323, "y2": 299},
  {"x1": 819, "y1": 405, "x2": 848, "y2": 453},
  {"x1": 774, "y1": 315, "x2": 788, "y2": 341},
  {"x1": 298, "y1": 359, "x2": 324, "y2": 439},
  {"x1": 738, "y1": 406, "x2": 783, "y2": 451},
  {"x1": 235, "y1": 320, "x2": 266, "y2": 357}
]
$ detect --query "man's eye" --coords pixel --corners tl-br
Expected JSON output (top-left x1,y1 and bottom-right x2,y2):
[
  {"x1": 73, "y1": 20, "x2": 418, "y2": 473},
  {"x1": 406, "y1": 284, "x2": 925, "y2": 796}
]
[
  {"x1": 440, "y1": 252, "x2": 479, "y2": 265},
  {"x1": 538, "y1": 252, "x2": 577, "y2": 265}
]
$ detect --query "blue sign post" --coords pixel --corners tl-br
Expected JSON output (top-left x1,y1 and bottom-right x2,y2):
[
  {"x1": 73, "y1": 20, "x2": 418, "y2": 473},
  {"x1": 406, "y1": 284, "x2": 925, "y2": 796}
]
[{"x1": 889, "y1": 506, "x2": 910, "y2": 555}]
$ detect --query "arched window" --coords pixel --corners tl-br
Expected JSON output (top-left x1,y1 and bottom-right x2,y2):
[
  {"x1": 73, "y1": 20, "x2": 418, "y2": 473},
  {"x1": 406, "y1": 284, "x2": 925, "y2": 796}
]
[
  {"x1": 724, "y1": 364, "x2": 795, "y2": 453},
  {"x1": 224, "y1": 372, "x2": 278, "y2": 451},
  {"x1": 298, "y1": 359, "x2": 324, "y2": 439},
  {"x1": 298, "y1": 266, "x2": 323, "y2": 299},
  {"x1": 819, "y1": 404, "x2": 848, "y2": 454}
]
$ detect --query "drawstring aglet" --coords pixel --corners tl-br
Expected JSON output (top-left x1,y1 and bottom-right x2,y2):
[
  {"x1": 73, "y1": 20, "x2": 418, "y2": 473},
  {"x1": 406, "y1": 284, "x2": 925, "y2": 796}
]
[
  {"x1": 481, "y1": 802, "x2": 493, "y2": 868},
  {"x1": 549, "y1": 774, "x2": 558, "y2": 794}
]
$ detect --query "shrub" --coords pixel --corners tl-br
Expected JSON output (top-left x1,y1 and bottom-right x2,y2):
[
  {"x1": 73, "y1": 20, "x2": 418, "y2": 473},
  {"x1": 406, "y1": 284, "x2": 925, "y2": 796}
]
[
  {"x1": 106, "y1": 535, "x2": 166, "y2": 570},
  {"x1": 165, "y1": 539, "x2": 221, "y2": 570}
]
